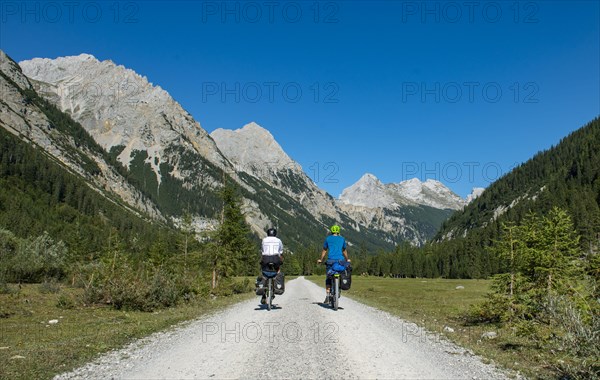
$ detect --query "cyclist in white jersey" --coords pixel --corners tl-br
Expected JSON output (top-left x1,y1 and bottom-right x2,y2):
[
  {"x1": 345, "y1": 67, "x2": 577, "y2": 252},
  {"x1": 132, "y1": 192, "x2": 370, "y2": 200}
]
[
  {"x1": 262, "y1": 228, "x2": 283, "y2": 259},
  {"x1": 259, "y1": 228, "x2": 283, "y2": 304}
]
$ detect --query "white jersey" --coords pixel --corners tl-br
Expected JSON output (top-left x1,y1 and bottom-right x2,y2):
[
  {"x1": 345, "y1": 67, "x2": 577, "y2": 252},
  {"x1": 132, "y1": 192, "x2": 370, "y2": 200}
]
[{"x1": 262, "y1": 236, "x2": 283, "y2": 256}]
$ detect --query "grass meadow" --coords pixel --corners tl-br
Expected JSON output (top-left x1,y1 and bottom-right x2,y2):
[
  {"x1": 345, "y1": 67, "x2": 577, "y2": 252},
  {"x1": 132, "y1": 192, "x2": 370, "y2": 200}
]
[{"x1": 0, "y1": 283, "x2": 254, "y2": 380}]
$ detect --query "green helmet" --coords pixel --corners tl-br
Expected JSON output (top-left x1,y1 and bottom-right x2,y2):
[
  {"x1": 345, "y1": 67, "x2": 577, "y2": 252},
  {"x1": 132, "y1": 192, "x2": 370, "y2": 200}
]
[{"x1": 330, "y1": 225, "x2": 341, "y2": 234}]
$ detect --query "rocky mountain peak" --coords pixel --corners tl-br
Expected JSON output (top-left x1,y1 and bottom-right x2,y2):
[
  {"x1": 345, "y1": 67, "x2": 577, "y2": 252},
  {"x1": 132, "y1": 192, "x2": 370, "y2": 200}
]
[
  {"x1": 19, "y1": 53, "x2": 231, "y2": 181},
  {"x1": 338, "y1": 173, "x2": 391, "y2": 208},
  {"x1": 340, "y1": 174, "x2": 466, "y2": 210},
  {"x1": 0, "y1": 50, "x2": 164, "y2": 220},
  {"x1": 241, "y1": 121, "x2": 272, "y2": 135},
  {"x1": 357, "y1": 173, "x2": 382, "y2": 185},
  {"x1": 211, "y1": 121, "x2": 347, "y2": 221},
  {"x1": 19, "y1": 53, "x2": 102, "y2": 84},
  {"x1": 210, "y1": 122, "x2": 301, "y2": 173}
]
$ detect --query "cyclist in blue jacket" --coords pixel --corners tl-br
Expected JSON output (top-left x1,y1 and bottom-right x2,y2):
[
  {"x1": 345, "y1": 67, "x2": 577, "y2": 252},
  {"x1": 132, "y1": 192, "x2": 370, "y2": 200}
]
[{"x1": 317, "y1": 225, "x2": 350, "y2": 304}]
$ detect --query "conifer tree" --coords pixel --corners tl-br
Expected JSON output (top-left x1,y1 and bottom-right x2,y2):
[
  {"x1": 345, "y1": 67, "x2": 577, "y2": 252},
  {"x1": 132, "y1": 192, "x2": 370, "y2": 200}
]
[
  {"x1": 493, "y1": 222, "x2": 523, "y2": 296},
  {"x1": 179, "y1": 212, "x2": 194, "y2": 273},
  {"x1": 208, "y1": 182, "x2": 257, "y2": 288},
  {"x1": 535, "y1": 207, "x2": 581, "y2": 295}
]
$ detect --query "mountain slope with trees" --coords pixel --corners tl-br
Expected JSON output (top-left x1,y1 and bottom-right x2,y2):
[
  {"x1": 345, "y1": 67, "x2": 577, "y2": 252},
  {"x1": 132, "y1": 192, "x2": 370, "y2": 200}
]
[
  {"x1": 0, "y1": 51, "x2": 257, "y2": 307},
  {"x1": 344, "y1": 117, "x2": 600, "y2": 280},
  {"x1": 437, "y1": 117, "x2": 600, "y2": 254}
]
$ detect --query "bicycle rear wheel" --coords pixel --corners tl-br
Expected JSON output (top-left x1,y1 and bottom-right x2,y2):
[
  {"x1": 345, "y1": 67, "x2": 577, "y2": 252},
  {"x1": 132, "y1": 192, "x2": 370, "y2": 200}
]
[{"x1": 267, "y1": 278, "x2": 273, "y2": 311}]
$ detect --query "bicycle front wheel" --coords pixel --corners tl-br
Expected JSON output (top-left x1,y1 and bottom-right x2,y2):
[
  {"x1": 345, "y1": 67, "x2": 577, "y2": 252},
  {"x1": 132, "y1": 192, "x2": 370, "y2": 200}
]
[{"x1": 333, "y1": 277, "x2": 339, "y2": 311}]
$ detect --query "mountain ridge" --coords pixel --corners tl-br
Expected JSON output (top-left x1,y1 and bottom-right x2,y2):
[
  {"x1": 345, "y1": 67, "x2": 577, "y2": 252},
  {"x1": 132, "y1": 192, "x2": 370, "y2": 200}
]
[
  {"x1": 12, "y1": 51, "x2": 475, "y2": 249},
  {"x1": 211, "y1": 123, "x2": 467, "y2": 246},
  {"x1": 19, "y1": 52, "x2": 253, "y2": 234},
  {"x1": 14, "y1": 52, "x2": 390, "y2": 250},
  {"x1": 338, "y1": 173, "x2": 468, "y2": 210},
  {"x1": 210, "y1": 122, "x2": 342, "y2": 221},
  {"x1": 0, "y1": 50, "x2": 163, "y2": 220},
  {"x1": 20, "y1": 53, "x2": 231, "y2": 175}
]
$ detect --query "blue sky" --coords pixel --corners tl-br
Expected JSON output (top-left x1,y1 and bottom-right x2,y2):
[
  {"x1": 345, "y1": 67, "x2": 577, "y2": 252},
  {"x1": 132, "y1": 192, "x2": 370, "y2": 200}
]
[{"x1": 1, "y1": 1, "x2": 599, "y2": 197}]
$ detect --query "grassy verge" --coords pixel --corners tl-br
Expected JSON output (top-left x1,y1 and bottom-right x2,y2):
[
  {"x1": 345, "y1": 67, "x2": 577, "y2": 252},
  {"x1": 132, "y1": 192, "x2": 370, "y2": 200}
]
[
  {"x1": 0, "y1": 284, "x2": 253, "y2": 380},
  {"x1": 307, "y1": 275, "x2": 549, "y2": 379}
]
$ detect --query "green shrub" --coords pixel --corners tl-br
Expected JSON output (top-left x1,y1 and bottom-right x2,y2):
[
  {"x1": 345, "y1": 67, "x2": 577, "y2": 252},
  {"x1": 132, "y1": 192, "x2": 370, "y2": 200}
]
[
  {"x1": 211, "y1": 278, "x2": 253, "y2": 297},
  {"x1": 214, "y1": 287, "x2": 234, "y2": 297},
  {"x1": 56, "y1": 293, "x2": 76, "y2": 309},
  {"x1": 81, "y1": 272, "x2": 106, "y2": 306},
  {"x1": 465, "y1": 293, "x2": 510, "y2": 324},
  {"x1": 77, "y1": 246, "x2": 244, "y2": 311},
  {"x1": 109, "y1": 277, "x2": 155, "y2": 311},
  {"x1": 1, "y1": 232, "x2": 68, "y2": 283},
  {"x1": 148, "y1": 269, "x2": 178, "y2": 308},
  {"x1": 172, "y1": 273, "x2": 210, "y2": 302},
  {"x1": 545, "y1": 295, "x2": 600, "y2": 378},
  {"x1": 0, "y1": 228, "x2": 19, "y2": 256},
  {"x1": 0, "y1": 281, "x2": 18, "y2": 295},
  {"x1": 231, "y1": 278, "x2": 252, "y2": 294},
  {"x1": 213, "y1": 278, "x2": 234, "y2": 297},
  {"x1": 80, "y1": 253, "x2": 187, "y2": 311}
]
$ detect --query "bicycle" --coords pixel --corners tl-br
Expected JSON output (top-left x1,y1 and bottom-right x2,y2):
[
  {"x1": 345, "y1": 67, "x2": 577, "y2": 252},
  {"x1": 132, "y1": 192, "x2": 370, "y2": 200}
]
[
  {"x1": 322, "y1": 260, "x2": 349, "y2": 311},
  {"x1": 260, "y1": 262, "x2": 278, "y2": 311}
]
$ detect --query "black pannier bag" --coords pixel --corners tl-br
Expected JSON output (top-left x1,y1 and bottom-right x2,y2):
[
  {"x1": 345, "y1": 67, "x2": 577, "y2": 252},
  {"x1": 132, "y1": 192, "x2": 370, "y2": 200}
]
[
  {"x1": 274, "y1": 271, "x2": 285, "y2": 294},
  {"x1": 255, "y1": 276, "x2": 267, "y2": 295},
  {"x1": 340, "y1": 266, "x2": 352, "y2": 290}
]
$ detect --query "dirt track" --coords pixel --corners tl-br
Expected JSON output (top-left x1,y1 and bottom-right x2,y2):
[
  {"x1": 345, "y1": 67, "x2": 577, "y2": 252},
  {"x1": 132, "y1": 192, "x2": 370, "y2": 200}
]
[{"x1": 56, "y1": 277, "x2": 509, "y2": 379}]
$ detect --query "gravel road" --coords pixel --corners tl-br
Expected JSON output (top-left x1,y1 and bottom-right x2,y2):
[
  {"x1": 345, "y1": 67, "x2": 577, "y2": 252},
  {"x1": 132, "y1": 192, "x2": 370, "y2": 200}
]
[{"x1": 56, "y1": 277, "x2": 511, "y2": 379}]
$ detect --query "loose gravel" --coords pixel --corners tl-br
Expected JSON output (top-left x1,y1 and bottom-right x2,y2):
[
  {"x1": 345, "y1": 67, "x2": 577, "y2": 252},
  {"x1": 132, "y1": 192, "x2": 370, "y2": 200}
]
[{"x1": 55, "y1": 277, "x2": 513, "y2": 379}]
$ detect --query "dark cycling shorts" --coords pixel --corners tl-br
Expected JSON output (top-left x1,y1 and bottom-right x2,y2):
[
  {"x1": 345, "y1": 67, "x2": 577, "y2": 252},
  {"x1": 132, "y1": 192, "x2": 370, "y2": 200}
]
[{"x1": 261, "y1": 255, "x2": 282, "y2": 271}]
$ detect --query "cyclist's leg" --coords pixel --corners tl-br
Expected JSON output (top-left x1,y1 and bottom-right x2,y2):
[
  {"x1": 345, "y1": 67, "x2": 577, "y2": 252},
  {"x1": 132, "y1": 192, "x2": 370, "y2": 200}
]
[{"x1": 324, "y1": 274, "x2": 332, "y2": 303}]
